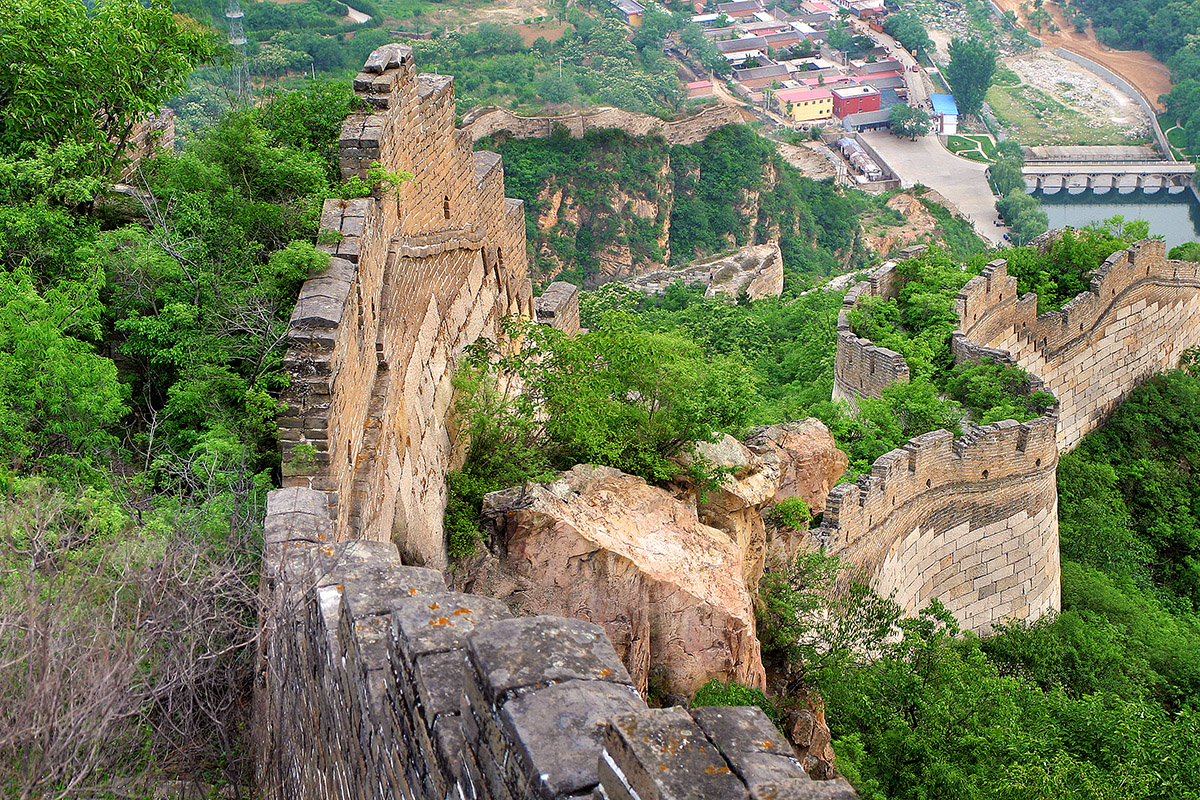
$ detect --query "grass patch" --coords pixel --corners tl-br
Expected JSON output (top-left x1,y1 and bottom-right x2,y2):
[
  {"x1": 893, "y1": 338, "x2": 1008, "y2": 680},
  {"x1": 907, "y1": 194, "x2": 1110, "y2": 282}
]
[
  {"x1": 992, "y1": 65, "x2": 1022, "y2": 87},
  {"x1": 946, "y1": 133, "x2": 997, "y2": 162}
]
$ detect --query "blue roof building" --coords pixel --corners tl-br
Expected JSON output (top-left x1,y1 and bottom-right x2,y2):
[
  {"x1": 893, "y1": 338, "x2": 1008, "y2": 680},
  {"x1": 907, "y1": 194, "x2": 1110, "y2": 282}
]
[{"x1": 930, "y1": 93, "x2": 958, "y2": 134}]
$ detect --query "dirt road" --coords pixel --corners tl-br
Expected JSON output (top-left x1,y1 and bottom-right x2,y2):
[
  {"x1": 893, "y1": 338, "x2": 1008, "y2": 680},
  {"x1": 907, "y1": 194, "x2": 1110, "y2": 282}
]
[{"x1": 990, "y1": 0, "x2": 1173, "y2": 110}]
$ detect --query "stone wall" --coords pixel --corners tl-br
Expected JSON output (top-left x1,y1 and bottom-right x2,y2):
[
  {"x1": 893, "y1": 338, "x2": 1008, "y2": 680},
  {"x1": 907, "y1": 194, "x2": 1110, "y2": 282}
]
[
  {"x1": 824, "y1": 237, "x2": 1200, "y2": 634},
  {"x1": 831, "y1": 254, "x2": 920, "y2": 405},
  {"x1": 460, "y1": 103, "x2": 748, "y2": 145},
  {"x1": 534, "y1": 280, "x2": 581, "y2": 335},
  {"x1": 954, "y1": 238, "x2": 1200, "y2": 451},
  {"x1": 258, "y1": 487, "x2": 855, "y2": 800},
  {"x1": 118, "y1": 109, "x2": 175, "y2": 181},
  {"x1": 279, "y1": 45, "x2": 533, "y2": 570},
  {"x1": 818, "y1": 418, "x2": 1060, "y2": 633}
]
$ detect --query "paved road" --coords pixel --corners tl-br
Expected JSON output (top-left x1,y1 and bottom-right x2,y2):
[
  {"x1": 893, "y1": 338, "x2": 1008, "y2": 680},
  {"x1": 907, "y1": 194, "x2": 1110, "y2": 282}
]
[
  {"x1": 861, "y1": 132, "x2": 1009, "y2": 246},
  {"x1": 849, "y1": 21, "x2": 929, "y2": 109}
]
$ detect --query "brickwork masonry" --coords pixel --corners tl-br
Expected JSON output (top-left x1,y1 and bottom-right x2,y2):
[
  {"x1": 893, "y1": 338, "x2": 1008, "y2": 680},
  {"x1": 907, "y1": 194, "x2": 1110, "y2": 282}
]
[
  {"x1": 280, "y1": 45, "x2": 539, "y2": 570},
  {"x1": 825, "y1": 236, "x2": 1200, "y2": 634},
  {"x1": 830, "y1": 247, "x2": 925, "y2": 406},
  {"x1": 954, "y1": 238, "x2": 1200, "y2": 451}
]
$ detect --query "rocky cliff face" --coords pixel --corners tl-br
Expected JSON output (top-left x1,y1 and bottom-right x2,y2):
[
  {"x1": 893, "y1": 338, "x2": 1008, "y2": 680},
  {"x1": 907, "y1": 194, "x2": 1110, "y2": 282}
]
[
  {"x1": 460, "y1": 420, "x2": 849, "y2": 702},
  {"x1": 483, "y1": 125, "x2": 865, "y2": 289},
  {"x1": 478, "y1": 464, "x2": 767, "y2": 698},
  {"x1": 522, "y1": 147, "x2": 675, "y2": 288}
]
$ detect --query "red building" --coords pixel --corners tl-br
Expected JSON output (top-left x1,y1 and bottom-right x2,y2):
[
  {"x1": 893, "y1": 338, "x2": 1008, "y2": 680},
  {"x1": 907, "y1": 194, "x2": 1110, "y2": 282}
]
[{"x1": 831, "y1": 84, "x2": 881, "y2": 118}]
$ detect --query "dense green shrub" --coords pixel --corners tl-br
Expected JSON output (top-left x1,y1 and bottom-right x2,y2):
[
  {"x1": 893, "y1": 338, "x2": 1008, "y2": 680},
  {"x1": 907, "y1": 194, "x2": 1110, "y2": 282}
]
[{"x1": 691, "y1": 679, "x2": 781, "y2": 725}]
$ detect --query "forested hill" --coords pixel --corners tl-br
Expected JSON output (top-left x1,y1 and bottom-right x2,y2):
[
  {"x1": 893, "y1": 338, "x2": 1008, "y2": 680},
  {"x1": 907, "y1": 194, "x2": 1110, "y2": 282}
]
[{"x1": 479, "y1": 124, "x2": 949, "y2": 292}]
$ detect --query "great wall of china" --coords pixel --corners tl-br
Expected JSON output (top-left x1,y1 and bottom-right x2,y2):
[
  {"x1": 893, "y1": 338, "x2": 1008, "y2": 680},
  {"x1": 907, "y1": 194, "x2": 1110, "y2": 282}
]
[
  {"x1": 822, "y1": 237, "x2": 1200, "y2": 631},
  {"x1": 459, "y1": 103, "x2": 747, "y2": 145},
  {"x1": 258, "y1": 43, "x2": 1200, "y2": 799},
  {"x1": 259, "y1": 45, "x2": 847, "y2": 800}
]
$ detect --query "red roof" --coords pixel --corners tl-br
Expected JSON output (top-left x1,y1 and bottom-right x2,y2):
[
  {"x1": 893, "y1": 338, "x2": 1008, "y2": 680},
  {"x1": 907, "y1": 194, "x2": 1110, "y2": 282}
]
[
  {"x1": 687, "y1": 80, "x2": 714, "y2": 89},
  {"x1": 775, "y1": 87, "x2": 833, "y2": 103}
]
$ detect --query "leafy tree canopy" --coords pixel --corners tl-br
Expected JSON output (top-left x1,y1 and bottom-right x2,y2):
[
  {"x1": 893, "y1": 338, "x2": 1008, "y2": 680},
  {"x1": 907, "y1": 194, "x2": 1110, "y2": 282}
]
[
  {"x1": 889, "y1": 103, "x2": 932, "y2": 140},
  {"x1": 0, "y1": 0, "x2": 217, "y2": 180},
  {"x1": 945, "y1": 38, "x2": 997, "y2": 117}
]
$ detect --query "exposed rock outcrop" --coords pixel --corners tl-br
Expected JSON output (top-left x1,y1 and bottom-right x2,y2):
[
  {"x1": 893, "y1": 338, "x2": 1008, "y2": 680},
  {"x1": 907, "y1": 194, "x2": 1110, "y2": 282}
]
[
  {"x1": 746, "y1": 420, "x2": 849, "y2": 510},
  {"x1": 685, "y1": 435, "x2": 776, "y2": 588},
  {"x1": 623, "y1": 242, "x2": 785, "y2": 301},
  {"x1": 783, "y1": 694, "x2": 839, "y2": 781},
  {"x1": 478, "y1": 464, "x2": 767, "y2": 698}
]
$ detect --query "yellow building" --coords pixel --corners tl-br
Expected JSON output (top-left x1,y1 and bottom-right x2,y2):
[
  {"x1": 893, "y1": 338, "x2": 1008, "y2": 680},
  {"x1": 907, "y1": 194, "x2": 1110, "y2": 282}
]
[{"x1": 776, "y1": 87, "x2": 834, "y2": 123}]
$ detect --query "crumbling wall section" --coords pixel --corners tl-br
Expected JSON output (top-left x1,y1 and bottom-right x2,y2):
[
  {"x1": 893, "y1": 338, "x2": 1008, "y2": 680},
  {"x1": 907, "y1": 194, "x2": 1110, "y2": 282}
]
[
  {"x1": 258, "y1": 488, "x2": 852, "y2": 800},
  {"x1": 279, "y1": 45, "x2": 533, "y2": 569},
  {"x1": 831, "y1": 258, "x2": 914, "y2": 405},
  {"x1": 533, "y1": 280, "x2": 581, "y2": 335},
  {"x1": 460, "y1": 103, "x2": 747, "y2": 145}
]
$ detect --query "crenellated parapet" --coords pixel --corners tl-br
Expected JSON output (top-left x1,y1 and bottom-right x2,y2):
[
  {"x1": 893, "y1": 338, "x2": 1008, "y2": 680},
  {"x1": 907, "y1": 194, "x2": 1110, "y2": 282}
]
[
  {"x1": 279, "y1": 45, "x2": 534, "y2": 569},
  {"x1": 952, "y1": 238, "x2": 1200, "y2": 450},
  {"x1": 817, "y1": 414, "x2": 1060, "y2": 632},
  {"x1": 824, "y1": 235, "x2": 1200, "y2": 634},
  {"x1": 832, "y1": 253, "x2": 920, "y2": 406}
]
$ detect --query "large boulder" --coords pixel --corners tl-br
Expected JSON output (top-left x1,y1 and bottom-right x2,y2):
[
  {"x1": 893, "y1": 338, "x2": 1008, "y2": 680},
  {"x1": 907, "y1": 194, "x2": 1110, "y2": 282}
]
[
  {"x1": 745, "y1": 420, "x2": 847, "y2": 512},
  {"x1": 744, "y1": 420, "x2": 848, "y2": 567},
  {"x1": 674, "y1": 422, "x2": 848, "y2": 582},
  {"x1": 479, "y1": 464, "x2": 766, "y2": 697},
  {"x1": 678, "y1": 435, "x2": 777, "y2": 588}
]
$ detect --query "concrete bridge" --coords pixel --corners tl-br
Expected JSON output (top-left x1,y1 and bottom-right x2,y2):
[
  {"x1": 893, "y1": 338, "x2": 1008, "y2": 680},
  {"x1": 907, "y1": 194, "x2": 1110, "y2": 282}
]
[{"x1": 1023, "y1": 160, "x2": 1196, "y2": 193}]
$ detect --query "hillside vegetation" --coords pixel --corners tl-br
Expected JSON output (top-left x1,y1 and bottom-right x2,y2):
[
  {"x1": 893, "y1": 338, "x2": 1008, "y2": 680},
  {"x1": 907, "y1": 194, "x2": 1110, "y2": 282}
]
[
  {"x1": 482, "y1": 125, "x2": 926, "y2": 291},
  {"x1": 1068, "y1": 0, "x2": 1200, "y2": 157},
  {"x1": 0, "y1": 1, "x2": 365, "y2": 791}
]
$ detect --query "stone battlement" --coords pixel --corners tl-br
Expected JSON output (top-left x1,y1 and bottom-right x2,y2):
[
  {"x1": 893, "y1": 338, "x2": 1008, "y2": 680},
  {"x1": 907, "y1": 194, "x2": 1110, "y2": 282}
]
[
  {"x1": 280, "y1": 45, "x2": 538, "y2": 569},
  {"x1": 818, "y1": 414, "x2": 1060, "y2": 632},
  {"x1": 825, "y1": 235, "x2": 1200, "y2": 633},
  {"x1": 258, "y1": 488, "x2": 854, "y2": 800},
  {"x1": 831, "y1": 249, "x2": 925, "y2": 405},
  {"x1": 953, "y1": 238, "x2": 1200, "y2": 449}
]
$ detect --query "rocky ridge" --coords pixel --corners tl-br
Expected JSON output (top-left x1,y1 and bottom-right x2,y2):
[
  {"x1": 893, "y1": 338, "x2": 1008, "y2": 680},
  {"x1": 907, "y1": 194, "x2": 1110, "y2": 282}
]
[
  {"x1": 461, "y1": 420, "x2": 848, "y2": 699},
  {"x1": 622, "y1": 242, "x2": 786, "y2": 301}
]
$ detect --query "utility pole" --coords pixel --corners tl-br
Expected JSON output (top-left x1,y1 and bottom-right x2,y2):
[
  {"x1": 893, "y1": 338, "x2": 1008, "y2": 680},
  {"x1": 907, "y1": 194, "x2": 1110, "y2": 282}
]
[{"x1": 226, "y1": 0, "x2": 251, "y2": 105}]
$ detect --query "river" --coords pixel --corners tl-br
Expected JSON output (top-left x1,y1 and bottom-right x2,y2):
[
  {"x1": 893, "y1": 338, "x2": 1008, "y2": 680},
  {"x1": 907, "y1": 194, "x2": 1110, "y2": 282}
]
[{"x1": 1033, "y1": 189, "x2": 1200, "y2": 250}]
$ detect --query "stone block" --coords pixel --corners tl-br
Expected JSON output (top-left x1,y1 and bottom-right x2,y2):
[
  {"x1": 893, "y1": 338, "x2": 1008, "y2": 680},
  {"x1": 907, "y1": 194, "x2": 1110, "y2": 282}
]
[
  {"x1": 601, "y1": 708, "x2": 748, "y2": 800},
  {"x1": 749, "y1": 778, "x2": 860, "y2": 799},
  {"x1": 414, "y1": 649, "x2": 469, "y2": 719},
  {"x1": 500, "y1": 680, "x2": 645, "y2": 798},
  {"x1": 467, "y1": 617, "x2": 633, "y2": 704},
  {"x1": 691, "y1": 706, "x2": 806, "y2": 789},
  {"x1": 394, "y1": 592, "x2": 512, "y2": 661}
]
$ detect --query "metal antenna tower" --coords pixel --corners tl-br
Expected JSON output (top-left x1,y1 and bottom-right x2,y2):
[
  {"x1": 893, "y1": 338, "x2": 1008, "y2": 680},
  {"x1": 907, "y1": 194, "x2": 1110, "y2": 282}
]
[{"x1": 225, "y1": 0, "x2": 251, "y2": 104}]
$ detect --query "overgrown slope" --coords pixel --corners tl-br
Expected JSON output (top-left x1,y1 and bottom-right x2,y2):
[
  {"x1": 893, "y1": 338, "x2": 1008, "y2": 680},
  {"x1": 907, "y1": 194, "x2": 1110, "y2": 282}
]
[{"x1": 479, "y1": 124, "x2": 878, "y2": 291}]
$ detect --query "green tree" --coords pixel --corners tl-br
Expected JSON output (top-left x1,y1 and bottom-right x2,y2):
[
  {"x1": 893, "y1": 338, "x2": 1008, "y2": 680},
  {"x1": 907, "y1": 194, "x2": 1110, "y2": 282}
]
[
  {"x1": 444, "y1": 315, "x2": 755, "y2": 555},
  {"x1": 883, "y1": 11, "x2": 932, "y2": 55},
  {"x1": 945, "y1": 38, "x2": 997, "y2": 117},
  {"x1": 0, "y1": 0, "x2": 216, "y2": 179},
  {"x1": 889, "y1": 103, "x2": 932, "y2": 139}
]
